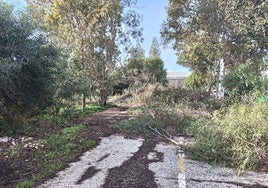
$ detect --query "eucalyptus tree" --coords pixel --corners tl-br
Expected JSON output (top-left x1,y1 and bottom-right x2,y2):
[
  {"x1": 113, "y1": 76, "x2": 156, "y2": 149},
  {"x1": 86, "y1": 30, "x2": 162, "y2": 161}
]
[
  {"x1": 220, "y1": 0, "x2": 268, "y2": 72},
  {"x1": 27, "y1": 0, "x2": 142, "y2": 107},
  {"x1": 162, "y1": 0, "x2": 268, "y2": 97},
  {"x1": 161, "y1": 0, "x2": 238, "y2": 97}
]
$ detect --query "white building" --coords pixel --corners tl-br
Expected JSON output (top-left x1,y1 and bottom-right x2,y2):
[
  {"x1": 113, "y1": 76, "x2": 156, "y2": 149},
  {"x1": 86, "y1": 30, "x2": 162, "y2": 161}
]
[{"x1": 166, "y1": 72, "x2": 191, "y2": 88}]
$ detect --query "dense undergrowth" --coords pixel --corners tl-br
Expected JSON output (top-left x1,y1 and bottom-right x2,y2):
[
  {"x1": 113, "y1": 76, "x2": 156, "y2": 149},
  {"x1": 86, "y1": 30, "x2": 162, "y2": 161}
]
[
  {"x1": 15, "y1": 125, "x2": 95, "y2": 188},
  {"x1": 114, "y1": 84, "x2": 268, "y2": 174},
  {"x1": 111, "y1": 84, "x2": 215, "y2": 139},
  {"x1": 0, "y1": 103, "x2": 102, "y2": 188},
  {"x1": 187, "y1": 102, "x2": 268, "y2": 174},
  {"x1": 0, "y1": 104, "x2": 103, "y2": 136}
]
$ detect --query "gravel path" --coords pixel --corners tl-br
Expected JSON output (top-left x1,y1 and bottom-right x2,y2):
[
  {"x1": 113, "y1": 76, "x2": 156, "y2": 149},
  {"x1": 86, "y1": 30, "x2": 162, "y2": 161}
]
[
  {"x1": 39, "y1": 135, "x2": 143, "y2": 188},
  {"x1": 38, "y1": 135, "x2": 268, "y2": 188},
  {"x1": 186, "y1": 159, "x2": 268, "y2": 187}
]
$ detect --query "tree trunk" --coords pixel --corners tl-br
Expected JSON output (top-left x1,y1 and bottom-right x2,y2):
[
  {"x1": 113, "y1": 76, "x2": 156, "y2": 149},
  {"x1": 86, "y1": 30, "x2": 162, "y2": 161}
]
[
  {"x1": 99, "y1": 88, "x2": 107, "y2": 106},
  {"x1": 216, "y1": 58, "x2": 225, "y2": 99},
  {"x1": 82, "y1": 93, "x2": 86, "y2": 112}
]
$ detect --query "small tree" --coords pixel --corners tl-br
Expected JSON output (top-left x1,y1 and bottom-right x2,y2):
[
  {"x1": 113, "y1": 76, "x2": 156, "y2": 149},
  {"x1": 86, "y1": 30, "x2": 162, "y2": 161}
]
[
  {"x1": 143, "y1": 57, "x2": 167, "y2": 85},
  {"x1": 149, "y1": 37, "x2": 161, "y2": 58}
]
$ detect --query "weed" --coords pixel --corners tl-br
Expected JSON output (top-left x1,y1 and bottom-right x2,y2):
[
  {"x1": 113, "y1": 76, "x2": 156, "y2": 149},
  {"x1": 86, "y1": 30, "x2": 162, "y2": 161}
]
[
  {"x1": 24, "y1": 124, "x2": 95, "y2": 186},
  {"x1": 36, "y1": 162, "x2": 63, "y2": 180},
  {"x1": 73, "y1": 104, "x2": 102, "y2": 118},
  {"x1": 8, "y1": 146, "x2": 21, "y2": 157},
  {"x1": 51, "y1": 116, "x2": 68, "y2": 127},
  {"x1": 187, "y1": 102, "x2": 268, "y2": 174},
  {"x1": 15, "y1": 180, "x2": 34, "y2": 188}
]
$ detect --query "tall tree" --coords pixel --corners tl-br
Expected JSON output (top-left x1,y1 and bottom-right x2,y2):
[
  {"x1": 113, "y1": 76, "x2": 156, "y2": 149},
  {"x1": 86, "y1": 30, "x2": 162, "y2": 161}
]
[
  {"x1": 161, "y1": 0, "x2": 238, "y2": 97},
  {"x1": 220, "y1": 0, "x2": 268, "y2": 72},
  {"x1": 149, "y1": 37, "x2": 161, "y2": 58},
  {"x1": 162, "y1": 0, "x2": 268, "y2": 97},
  {"x1": 128, "y1": 43, "x2": 145, "y2": 60},
  {"x1": 27, "y1": 0, "x2": 142, "y2": 107}
]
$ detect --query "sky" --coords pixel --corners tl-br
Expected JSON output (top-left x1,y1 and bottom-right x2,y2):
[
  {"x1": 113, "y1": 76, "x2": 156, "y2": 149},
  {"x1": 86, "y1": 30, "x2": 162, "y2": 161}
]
[
  {"x1": 133, "y1": 0, "x2": 189, "y2": 72},
  {"x1": 6, "y1": 0, "x2": 189, "y2": 72}
]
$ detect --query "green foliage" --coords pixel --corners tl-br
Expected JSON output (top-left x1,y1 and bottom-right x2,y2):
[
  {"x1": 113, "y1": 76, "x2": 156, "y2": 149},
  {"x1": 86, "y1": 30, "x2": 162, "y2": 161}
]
[
  {"x1": 149, "y1": 37, "x2": 161, "y2": 58},
  {"x1": 15, "y1": 180, "x2": 34, "y2": 188},
  {"x1": 185, "y1": 72, "x2": 214, "y2": 91},
  {"x1": 143, "y1": 57, "x2": 167, "y2": 85},
  {"x1": 111, "y1": 115, "x2": 163, "y2": 134},
  {"x1": 0, "y1": 2, "x2": 60, "y2": 125},
  {"x1": 161, "y1": 0, "x2": 226, "y2": 73},
  {"x1": 33, "y1": 125, "x2": 95, "y2": 180},
  {"x1": 187, "y1": 102, "x2": 268, "y2": 174},
  {"x1": 111, "y1": 54, "x2": 167, "y2": 95},
  {"x1": 223, "y1": 64, "x2": 262, "y2": 95},
  {"x1": 42, "y1": 125, "x2": 84, "y2": 156},
  {"x1": 51, "y1": 116, "x2": 68, "y2": 127},
  {"x1": 255, "y1": 90, "x2": 268, "y2": 103},
  {"x1": 162, "y1": 0, "x2": 267, "y2": 95},
  {"x1": 73, "y1": 104, "x2": 102, "y2": 118},
  {"x1": 28, "y1": 0, "x2": 143, "y2": 106},
  {"x1": 221, "y1": 1, "x2": 268, "y2": 55}
]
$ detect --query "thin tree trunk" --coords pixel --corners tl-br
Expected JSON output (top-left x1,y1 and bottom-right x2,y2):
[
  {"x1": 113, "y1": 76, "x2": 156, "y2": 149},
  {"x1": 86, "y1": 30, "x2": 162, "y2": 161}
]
[
  {"x1": 82, "y1": 93, "x2": 86, "y2": 112},
  {"x1": 216, "y1": 58, "x2": 225, "y2": 99}
]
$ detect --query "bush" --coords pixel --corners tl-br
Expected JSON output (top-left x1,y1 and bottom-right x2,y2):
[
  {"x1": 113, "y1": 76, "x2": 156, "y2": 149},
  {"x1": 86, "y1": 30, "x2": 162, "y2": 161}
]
[
  {"x1": 111, "y1": 115, "x2": 163, "y2": 134},
  {"x1": 187, "y1": 102, "x2": 268, "y2": 174},
  {"x1": 150, "y1": 86, "x2": 221, "y2": 112},
  {"x1": 0, "y1": 4, "x2": 60, "y2": 126},
  {"x1": 114, "y1": 102, "x2": 187, "y2": 135}
]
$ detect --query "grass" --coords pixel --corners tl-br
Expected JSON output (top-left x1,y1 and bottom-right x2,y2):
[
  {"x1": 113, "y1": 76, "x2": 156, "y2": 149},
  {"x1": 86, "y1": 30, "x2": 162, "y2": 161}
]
[
  {"x1": 15, "y1": 180, "x2": 34, "y2": 188},
  {"x1": 186, "y1": 102, "x2": 268, "y2": 174},
  {"x1": 15, "y1": 124, "x2": 95, "y2": 187},
  {"x1": 0, "y1": 103, "x2": 104, "y2": 136},
  {"x1": 73, "y1": 104, "x2": 103, "y2": 118}
]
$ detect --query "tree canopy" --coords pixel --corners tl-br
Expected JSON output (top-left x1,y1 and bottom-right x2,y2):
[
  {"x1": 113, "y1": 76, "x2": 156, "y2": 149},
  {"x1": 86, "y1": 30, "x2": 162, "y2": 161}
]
[
  {"x1": 27, "y1": 0, "x2": 143, "y2": 106},
  {"x1": 161, "y1": 0, "x2": 268, "y2": 95},
  {"x1": 0, "y1": 1, "x2": 59, "y2": 125}
]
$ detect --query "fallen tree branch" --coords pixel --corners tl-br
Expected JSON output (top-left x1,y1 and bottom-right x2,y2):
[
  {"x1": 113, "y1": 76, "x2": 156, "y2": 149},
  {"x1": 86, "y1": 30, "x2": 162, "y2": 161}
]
[{"x1": 146, "y1": 125, "x2": 179, "y2": 146}]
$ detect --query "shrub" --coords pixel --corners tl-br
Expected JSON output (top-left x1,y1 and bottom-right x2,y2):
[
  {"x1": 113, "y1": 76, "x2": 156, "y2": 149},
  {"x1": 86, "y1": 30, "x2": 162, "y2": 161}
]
[
  {"x1": 111, "y1": 115, "x2": 163, "y2": 134},
  {"x1": 114, "y1": 102, "x2": 187, "y2": 135},
  {"x1": 150, "y1": 86, "x2": 221, "y2": 112},
  {"x1": 187, "y1": 102, "x2": 268, "y2": 174}
]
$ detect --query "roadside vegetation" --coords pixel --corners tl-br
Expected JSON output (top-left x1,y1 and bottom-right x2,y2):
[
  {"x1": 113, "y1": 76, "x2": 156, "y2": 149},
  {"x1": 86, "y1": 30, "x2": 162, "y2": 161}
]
[
  {"x1": 188, "y1": 101, "x2": 268, "y2": 174},
  {"x1": 1, "y1": 103, "x2": 100, "y2": 187},
  {"x1": 16, "y1": 125, "x2": 95, "y2": 188},
  {"x1": 0, "y1": 0, "x2": 268, "y2": 187}
]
